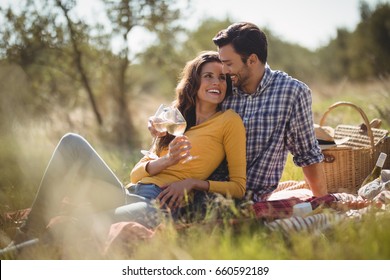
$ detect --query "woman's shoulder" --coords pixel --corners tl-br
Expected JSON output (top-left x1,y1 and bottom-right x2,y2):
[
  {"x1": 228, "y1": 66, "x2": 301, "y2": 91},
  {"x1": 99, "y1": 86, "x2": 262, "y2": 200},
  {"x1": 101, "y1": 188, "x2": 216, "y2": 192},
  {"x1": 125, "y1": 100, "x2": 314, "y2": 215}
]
[
  {"x1": 222, "y1": 109, "x2": 242, "y2": 120},
  {"x1": 220, "y1": 109, "x2": 245, "y2": 136},
  {"x1": 220, "y1": 109, "x2": 244, "y2": 129}
]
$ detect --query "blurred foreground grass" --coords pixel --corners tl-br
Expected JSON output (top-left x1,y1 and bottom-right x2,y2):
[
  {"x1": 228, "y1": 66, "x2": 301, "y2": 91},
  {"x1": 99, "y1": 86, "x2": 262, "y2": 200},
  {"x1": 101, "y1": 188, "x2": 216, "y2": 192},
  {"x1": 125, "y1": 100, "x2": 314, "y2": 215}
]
[{"x1": 2, "y1": 206, "x2": 390, "y2": 260}]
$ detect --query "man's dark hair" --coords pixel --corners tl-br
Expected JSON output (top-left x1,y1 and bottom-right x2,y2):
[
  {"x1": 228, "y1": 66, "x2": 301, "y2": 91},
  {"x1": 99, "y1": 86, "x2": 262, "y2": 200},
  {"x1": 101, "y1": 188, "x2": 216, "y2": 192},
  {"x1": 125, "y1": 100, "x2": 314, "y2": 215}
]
[{"x1": 213, "y1": 22, "x2": 268, "y2": 64}]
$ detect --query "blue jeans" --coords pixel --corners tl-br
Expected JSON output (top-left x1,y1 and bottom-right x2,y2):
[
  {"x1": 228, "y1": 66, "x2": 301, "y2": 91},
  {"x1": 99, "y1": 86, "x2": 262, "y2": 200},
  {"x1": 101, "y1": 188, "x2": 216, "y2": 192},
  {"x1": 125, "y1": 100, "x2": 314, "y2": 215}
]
[
  {"x1": 114, "y1": 183, "x2": 163, "y2": 228},
  {"x1": 24, "y1": 133, "x2": 161, "y2": 236}
]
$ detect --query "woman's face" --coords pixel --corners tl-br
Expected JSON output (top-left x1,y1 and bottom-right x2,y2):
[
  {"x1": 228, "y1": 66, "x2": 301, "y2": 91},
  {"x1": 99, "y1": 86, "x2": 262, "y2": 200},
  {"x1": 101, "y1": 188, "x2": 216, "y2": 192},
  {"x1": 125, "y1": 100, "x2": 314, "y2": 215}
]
[{"x1": 196, "y1": 61, "x2": 227, "y2": 106}]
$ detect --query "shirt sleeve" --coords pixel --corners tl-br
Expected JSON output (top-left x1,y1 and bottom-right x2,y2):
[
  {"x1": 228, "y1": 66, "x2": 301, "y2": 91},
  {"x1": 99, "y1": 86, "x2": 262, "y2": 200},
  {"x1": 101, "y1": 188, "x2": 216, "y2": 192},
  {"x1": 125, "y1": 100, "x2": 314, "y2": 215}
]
[
  {"x1": 208, "y1": 110, "x2": 247, "y2": 198},
  {"x1": 287, "y1": 84, "x2": 324, "y2": 167},
  {"x1": 130, "y1": 157, "x2": 150, "y2": 184}
]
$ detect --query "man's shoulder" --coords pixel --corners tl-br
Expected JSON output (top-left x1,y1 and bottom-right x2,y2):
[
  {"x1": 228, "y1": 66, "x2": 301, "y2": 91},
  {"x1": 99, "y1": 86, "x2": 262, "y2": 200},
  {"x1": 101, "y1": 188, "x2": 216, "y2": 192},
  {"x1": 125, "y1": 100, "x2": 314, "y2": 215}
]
[{"x1": 268, "y1": 70, "x2": 310, "y2": 95}]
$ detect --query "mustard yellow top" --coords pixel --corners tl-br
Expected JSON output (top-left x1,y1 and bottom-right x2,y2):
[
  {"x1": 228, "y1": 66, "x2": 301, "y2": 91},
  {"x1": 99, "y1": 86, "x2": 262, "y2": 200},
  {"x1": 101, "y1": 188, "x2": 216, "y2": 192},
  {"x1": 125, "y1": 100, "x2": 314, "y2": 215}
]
[{"x1": 130, "y1": 109, "x2": 246, "y2": 198}]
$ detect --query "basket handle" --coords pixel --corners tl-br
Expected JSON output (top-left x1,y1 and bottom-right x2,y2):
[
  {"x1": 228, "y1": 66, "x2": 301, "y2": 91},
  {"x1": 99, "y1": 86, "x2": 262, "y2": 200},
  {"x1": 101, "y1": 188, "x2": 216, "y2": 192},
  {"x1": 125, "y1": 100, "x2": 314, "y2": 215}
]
[{"x1": 319, "y1": 101, "x2": 375, "y2": 148}]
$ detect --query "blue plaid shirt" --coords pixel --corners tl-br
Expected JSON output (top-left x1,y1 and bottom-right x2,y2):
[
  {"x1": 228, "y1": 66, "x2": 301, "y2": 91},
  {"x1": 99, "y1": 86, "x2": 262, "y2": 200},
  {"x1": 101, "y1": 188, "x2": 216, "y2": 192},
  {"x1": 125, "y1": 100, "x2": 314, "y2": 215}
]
[{"x1": 221, "y1": 64, "x2": 324, "y2": 197}]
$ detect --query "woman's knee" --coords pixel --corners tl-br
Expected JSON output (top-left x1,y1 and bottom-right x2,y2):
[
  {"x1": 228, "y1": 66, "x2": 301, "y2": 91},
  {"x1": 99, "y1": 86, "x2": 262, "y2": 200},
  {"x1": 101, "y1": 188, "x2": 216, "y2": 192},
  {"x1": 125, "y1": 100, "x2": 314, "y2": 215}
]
[
  {"x1": 60, "y1": 133, "x2": 85, "y2": 145},
  {"x1": 58, "y1": 133, "x2": 90, "y2": 154}
]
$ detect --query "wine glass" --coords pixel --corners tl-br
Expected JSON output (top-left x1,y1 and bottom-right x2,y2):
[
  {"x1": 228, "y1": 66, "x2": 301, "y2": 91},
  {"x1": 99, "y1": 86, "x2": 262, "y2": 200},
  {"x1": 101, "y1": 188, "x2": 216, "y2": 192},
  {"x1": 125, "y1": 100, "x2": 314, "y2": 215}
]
[
  {"x1": 162, "y1": 106, "x2": 198, "y2": 163},
  {"x1": 140, "y1": 104, "x2": 167, "y2": 159}
]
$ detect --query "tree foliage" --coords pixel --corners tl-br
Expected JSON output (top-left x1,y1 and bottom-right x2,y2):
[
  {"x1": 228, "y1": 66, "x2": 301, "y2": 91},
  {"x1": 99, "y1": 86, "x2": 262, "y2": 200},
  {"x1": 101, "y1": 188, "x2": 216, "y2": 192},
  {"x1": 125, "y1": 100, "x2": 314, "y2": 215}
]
[
  {"x1": 317, "y1": 1, "x2": 390, "y2": 82},
  {"x1": 0, "y1": 0, "x2": 184, "y2": 147},
  {"x1": 358, "y1": 2, "x2": 390, "y2": 78},
  {"x1": 0, "y1": 0, "x2": 111, "y2": 127}
]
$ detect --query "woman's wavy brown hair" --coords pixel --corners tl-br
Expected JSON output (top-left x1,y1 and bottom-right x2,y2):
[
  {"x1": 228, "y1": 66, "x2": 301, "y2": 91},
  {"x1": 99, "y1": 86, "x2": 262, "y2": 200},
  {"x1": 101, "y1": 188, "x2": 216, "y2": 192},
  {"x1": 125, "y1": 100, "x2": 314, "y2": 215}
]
[{"x1": 155, "y1": 51, "x2": 232, "y2": 154}]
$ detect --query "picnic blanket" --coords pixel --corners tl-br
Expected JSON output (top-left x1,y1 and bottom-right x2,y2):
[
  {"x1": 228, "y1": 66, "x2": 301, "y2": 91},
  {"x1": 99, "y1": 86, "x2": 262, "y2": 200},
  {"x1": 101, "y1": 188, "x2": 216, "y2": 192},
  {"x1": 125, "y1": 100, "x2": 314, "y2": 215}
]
[
  {"x1": 254, "y1": 179, "x2": 390, "y2": 235},
  {"x1": 1, "y1": 177, "x2": 390, "y2": 259}
]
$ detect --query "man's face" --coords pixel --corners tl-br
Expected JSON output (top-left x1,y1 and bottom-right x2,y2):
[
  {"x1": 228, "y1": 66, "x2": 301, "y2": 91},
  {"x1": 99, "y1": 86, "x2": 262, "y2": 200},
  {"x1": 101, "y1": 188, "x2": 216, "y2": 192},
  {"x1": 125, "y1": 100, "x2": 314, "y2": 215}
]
[{"x1": 218, "y1": 44, "x2": 250, "y2": 89}]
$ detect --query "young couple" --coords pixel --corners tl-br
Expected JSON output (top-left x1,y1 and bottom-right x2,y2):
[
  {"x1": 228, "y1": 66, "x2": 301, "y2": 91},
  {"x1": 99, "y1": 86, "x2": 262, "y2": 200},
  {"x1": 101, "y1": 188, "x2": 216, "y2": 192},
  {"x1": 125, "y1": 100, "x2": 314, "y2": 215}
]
[{"x1": 10, "y1": 22, "x2": 327, "y2": 245}]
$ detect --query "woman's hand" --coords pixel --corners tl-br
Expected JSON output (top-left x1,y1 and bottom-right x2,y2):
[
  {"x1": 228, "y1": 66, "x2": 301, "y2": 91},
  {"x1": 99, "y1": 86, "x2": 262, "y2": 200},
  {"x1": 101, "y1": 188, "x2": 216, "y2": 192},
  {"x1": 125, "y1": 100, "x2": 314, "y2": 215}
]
[
  {"x1": 157, "y1": 179, "x2": 209, "y2": 210},
  {"x1": 145, "y1": 135, "x2": 192, "y2": 176},
  {"x1": 148, "y1": 117, "x2": 167, "y2": 138},
  {"x1": 157, "y1": 179, "x2": 193, "y2": 209},
  {"x1": 165, "y1": 135, "x2": 192, "y2": 165},
  {"x1": 162, "y1": 135, "x2": 192, "y2": 165}
]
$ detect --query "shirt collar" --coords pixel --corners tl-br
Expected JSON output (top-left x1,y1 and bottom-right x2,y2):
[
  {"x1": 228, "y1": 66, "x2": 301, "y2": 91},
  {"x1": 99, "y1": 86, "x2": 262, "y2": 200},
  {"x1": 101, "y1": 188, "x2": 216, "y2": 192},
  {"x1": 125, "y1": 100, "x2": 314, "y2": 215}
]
[
  {"x1": 260, "y1": 63, "x2": 272, "y2": 90},
  {"x1": 233, "y1": 63, "x2": 273, "y2": 97}
]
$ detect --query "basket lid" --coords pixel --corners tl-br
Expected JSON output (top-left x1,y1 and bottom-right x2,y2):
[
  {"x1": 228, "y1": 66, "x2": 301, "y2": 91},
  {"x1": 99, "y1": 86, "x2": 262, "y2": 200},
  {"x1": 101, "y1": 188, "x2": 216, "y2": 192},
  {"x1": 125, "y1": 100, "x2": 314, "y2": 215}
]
[{"x1": 314, "y1": 124, "x2": 350, "y2": 150}]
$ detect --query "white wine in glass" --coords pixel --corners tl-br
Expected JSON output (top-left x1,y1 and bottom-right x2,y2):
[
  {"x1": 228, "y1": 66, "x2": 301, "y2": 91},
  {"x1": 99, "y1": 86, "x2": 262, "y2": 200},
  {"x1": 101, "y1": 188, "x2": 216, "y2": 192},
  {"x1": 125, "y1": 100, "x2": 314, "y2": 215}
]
[
  {"x1": 162, "y1": 106, "x2": 197, "y2": 163},
  {"x1": 166, "y1": 121, "x2": 186, "y2": 136}
]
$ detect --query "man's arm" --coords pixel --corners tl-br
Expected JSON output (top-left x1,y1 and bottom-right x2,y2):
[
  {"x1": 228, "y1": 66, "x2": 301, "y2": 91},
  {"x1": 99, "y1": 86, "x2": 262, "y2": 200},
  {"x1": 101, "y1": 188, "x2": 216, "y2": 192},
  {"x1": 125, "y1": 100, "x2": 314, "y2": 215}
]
[{"x1": 302, "y1": 162, "x2": 328, "y2": 197}]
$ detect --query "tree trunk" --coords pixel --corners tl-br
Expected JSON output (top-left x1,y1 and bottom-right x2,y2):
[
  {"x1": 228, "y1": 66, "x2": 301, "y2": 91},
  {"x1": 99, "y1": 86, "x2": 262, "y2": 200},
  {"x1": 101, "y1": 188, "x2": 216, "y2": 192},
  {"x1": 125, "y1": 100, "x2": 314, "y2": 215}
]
[
  {"x1": 112, "y1": 55, "x2": 139, "y2": 147},
  {"x1": 57, "y1": 0, "x2": 103, "y2": 126}
]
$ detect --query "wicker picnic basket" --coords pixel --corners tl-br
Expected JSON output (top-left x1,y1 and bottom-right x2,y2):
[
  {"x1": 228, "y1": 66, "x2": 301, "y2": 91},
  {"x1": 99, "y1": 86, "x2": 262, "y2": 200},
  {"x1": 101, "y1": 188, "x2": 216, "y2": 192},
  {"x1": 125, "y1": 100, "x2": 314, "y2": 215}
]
[{"x1": 319, "y1": 101, "x2": 390, "y2": 194}]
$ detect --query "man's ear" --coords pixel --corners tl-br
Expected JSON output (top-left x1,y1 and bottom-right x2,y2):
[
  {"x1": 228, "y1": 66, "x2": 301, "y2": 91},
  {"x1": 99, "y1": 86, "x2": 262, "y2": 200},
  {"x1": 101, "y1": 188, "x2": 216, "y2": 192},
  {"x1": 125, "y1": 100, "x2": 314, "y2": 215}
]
[{"x1": 248, "y1": 53, "x2": 258, "y2": 65}]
